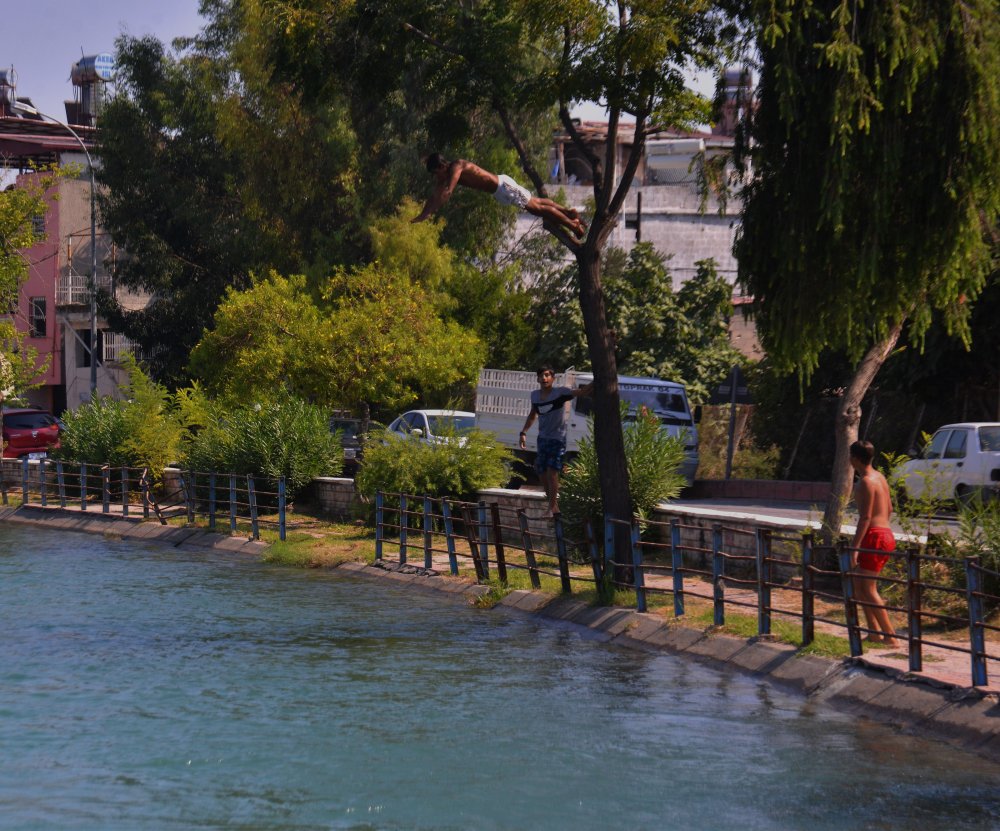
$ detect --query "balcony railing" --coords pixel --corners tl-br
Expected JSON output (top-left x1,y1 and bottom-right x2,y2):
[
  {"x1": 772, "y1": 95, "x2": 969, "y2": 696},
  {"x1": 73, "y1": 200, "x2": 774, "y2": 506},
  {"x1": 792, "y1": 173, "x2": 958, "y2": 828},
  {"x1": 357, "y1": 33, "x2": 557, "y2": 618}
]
[
  {"x1": 103, "y1": 332, "x2": 142, "y2": 364},
  {"x1": 56, "y1": 272, "x2": 112, "y2": 306}
]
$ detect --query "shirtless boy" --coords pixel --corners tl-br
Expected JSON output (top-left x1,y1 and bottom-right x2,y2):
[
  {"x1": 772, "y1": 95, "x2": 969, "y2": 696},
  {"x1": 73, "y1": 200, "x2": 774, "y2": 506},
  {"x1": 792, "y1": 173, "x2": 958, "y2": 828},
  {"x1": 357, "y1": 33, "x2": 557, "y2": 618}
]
[
  {"x1": 849, "y1": 440, "x2": 900, "y2": 648},
  {"x1": 413, "y1": 154, "x2": 586, "y2": 238}
]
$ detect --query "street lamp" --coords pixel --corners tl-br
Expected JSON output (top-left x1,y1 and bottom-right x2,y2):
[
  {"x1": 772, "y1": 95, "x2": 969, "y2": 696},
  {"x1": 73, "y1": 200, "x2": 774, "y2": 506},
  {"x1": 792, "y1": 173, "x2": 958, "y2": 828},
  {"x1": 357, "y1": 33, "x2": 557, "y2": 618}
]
[{"x1": 12, "y1": 101, "x2": 99, "y2": 396}]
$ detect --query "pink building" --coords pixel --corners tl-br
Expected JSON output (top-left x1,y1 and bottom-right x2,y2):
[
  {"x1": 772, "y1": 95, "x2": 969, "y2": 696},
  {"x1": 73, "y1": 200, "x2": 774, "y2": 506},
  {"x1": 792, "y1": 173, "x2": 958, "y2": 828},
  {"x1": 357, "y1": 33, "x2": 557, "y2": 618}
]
[{"x1": 1, "y1": 59, "x2": 140, "y2": 413}]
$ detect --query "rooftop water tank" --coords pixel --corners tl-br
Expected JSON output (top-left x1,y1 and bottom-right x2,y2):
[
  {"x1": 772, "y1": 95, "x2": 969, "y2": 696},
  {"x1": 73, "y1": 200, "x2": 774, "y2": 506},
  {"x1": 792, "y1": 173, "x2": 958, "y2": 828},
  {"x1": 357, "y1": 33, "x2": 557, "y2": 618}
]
[{"x1": 71, "y1": 53, "x2": 115, "y2": 85}]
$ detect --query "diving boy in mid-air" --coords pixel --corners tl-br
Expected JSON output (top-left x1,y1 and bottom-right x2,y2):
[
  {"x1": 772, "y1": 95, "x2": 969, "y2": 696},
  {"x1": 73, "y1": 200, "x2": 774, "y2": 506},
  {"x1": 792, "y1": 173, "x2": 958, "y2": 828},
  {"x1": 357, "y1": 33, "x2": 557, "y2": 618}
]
[{"x1": 413, "y1": 153, "x2": 585, "y2": 238}]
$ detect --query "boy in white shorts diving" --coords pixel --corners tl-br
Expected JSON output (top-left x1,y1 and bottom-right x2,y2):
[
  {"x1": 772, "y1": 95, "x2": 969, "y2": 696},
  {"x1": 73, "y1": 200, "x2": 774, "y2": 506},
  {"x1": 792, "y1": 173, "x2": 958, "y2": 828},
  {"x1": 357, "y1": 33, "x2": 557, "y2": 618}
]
[{"x1": 413, "y1": 153, "x2": 585, "y2": 237}]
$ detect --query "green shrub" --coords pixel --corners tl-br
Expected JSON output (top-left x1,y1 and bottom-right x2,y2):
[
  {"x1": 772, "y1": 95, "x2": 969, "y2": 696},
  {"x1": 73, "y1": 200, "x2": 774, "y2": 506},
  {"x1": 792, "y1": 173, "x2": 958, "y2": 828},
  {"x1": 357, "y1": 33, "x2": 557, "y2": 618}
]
[
  {"x1": 560, "y1": 405, "x2": 688, "y2": 538},
  {"x1": 355, "y1": 423, "x2": 512, "y2": 504},
  {"x1": 184, "y1": 395, "x2": 340, "y2": 498},
  {"x1": 56, "y1": 397, "x2": 132, "y2": 465},
  {"x1": 55, "y1": 359, "x2": 186, "y2": 477}
]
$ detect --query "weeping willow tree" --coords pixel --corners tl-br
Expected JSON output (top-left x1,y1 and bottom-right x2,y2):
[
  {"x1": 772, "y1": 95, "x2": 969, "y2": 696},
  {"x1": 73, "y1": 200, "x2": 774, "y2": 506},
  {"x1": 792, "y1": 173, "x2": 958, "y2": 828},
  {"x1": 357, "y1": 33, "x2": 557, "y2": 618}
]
[{"x1": 735, "y1": 1, "x2": 1000, "y2": 537}]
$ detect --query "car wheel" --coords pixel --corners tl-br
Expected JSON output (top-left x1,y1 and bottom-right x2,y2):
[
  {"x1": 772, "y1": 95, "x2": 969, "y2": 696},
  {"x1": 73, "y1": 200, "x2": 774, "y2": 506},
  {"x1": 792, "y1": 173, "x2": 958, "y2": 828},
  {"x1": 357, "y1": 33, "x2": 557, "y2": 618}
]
[{"x1": 955, "y1": 485, "x2": 978, "y2": 510}]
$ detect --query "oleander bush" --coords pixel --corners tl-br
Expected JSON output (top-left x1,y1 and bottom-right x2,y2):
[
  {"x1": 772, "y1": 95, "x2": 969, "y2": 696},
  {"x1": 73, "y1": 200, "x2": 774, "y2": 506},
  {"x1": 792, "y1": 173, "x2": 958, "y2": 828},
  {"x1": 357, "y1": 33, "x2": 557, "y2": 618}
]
[
  {"x1": 183, "y1": 394, "x2": 340, "y2": 498},
  {"x1": 560, "y1": 404, "x2": 687, "y2": 540},
  {"x1": 355, "y1": 422, "x2": 512, "y2": 508}
]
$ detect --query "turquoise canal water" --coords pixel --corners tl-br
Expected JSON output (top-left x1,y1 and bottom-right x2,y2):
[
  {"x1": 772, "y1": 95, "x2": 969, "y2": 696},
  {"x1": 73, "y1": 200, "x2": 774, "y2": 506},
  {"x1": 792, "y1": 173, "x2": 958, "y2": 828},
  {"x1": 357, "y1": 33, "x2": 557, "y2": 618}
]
[{"x1": 1, "y1": 526, "x2": 999, "y2": 831}]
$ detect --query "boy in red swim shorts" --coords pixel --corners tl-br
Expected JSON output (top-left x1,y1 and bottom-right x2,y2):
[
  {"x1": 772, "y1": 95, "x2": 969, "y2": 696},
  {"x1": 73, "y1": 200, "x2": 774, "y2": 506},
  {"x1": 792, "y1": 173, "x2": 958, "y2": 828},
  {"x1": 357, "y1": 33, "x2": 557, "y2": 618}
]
[{"x1": 849, "y1": 440, "x2": 900, "y2": 647}]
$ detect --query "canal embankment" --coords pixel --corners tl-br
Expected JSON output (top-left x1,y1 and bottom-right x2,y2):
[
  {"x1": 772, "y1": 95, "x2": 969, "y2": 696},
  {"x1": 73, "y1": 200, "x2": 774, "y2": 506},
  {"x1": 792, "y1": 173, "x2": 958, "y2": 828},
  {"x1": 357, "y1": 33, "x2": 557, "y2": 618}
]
[{"x1": 4, "y1": 501, "x2": 1000, "y2": 765}]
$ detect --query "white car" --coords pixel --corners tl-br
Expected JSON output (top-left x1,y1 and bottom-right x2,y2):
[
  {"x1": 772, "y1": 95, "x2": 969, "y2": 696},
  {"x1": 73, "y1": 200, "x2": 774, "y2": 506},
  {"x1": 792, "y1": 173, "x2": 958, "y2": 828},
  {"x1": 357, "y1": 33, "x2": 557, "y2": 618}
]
[
  {"x1": 386, "y1": 409, "x2": 476, "y2": 445},
  {"x1": 896, "y1": 423, "x2": 1000, "y2": 504}
]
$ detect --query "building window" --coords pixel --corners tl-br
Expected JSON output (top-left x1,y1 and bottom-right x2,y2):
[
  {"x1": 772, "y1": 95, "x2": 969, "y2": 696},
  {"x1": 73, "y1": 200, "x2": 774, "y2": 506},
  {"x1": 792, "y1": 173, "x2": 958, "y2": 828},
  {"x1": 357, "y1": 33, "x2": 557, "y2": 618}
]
[
  {"x1": 29, "y1": 297, "x2": 46, "y2": 338},
  {"x1": 31, "y1": 213, "x2": 46, "y2": 236}
]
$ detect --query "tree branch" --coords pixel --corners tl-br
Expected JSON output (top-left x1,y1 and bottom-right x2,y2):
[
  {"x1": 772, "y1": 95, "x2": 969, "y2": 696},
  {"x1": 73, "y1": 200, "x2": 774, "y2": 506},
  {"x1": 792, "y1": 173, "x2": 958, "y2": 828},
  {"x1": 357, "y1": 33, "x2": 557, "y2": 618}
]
[
  {"x1": 401, "y1": 22, "x2": 464, "y2": 59},
  {"x1": 494, "y1": 100, "x2": 548, "y2": 198},
  {"x1": 606, "y1": 104, "x2": 651, "y2": 222},
  {"x1": 559, "y1": 104, "x2": 603, "y2": 204}
]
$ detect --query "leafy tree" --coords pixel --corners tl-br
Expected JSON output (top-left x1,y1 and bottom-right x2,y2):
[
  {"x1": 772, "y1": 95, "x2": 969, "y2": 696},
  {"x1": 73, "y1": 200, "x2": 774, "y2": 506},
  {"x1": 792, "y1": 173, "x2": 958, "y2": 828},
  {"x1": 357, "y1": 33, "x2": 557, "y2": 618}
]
[
  {"x1": 97, "y1": 28, "x2": 361, "y2": 385},
  {"x1": 735, "y1": 1, "x2": 1000, "y2": 536},
  {"x1": 188, "y1": 267, "x2": 485, "y2": 416},
  {"x1": 245, "y1": 0, "x2": 741, "y2": 566},
  {"x1": 530, "y1": 243, "x2": 743, "y2": 403}
]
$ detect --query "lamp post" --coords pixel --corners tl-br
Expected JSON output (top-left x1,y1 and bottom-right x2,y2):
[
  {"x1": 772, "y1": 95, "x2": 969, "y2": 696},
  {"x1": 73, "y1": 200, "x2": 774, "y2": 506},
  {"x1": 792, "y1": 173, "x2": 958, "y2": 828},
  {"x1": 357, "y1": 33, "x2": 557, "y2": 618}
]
[{"x1": 13, "y1": 102, "x2": 99, "y2": 396}]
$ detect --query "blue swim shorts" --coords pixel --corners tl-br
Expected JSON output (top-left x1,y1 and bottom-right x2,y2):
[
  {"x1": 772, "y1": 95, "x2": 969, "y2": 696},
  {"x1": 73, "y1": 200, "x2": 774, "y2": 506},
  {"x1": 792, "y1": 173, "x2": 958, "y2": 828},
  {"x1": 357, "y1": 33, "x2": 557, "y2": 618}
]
[{"x1": 535, "y1": 437, "x2": 567, "y2": 473}]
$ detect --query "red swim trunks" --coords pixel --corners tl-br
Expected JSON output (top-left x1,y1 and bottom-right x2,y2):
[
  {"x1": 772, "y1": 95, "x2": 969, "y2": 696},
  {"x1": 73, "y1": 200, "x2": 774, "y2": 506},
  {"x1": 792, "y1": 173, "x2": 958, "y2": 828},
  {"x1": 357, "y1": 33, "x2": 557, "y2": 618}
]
[{"x1": 857, "y1": 526, "x2": 895, "y2": 573}]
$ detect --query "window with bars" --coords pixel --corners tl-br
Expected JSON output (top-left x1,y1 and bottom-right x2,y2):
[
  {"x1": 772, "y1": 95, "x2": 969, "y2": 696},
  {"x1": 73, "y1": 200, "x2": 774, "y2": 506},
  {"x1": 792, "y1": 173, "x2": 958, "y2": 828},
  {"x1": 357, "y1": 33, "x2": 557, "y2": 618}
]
[
  {"x1": 29, "y1": 297, "x2": 46, "y2": 338},
  {"x1": 31, "y1": 213, "x2": 46, "y2": 236}
]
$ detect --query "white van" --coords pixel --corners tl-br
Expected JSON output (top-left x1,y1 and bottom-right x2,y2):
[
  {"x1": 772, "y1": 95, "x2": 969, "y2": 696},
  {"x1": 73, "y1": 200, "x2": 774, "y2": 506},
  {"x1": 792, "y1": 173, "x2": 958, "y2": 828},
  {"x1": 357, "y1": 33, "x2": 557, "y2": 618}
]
[{"x1": 474, "y1": 368, "x2": 699, "y2": 483}]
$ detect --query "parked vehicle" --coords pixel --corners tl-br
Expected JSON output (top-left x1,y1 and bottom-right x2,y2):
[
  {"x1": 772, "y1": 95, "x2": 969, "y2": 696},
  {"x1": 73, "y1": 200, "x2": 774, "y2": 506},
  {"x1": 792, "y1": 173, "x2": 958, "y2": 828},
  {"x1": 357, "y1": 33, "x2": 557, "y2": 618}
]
[
  {"x1": 2, "y1": 408, "x2": 61, "y2": 459},
  {"x1": 474, "y1": 368, "x2": 700, "y2": 483},
  {"x1": 896, "y1": 423, "x2": 1000, "y2": 504},
  {"x1": 386, "y1": 410, "x2": 476, "y2": 445},
  {"x1": 329, "y1": 416, "x2": 363, "y2": 476}
]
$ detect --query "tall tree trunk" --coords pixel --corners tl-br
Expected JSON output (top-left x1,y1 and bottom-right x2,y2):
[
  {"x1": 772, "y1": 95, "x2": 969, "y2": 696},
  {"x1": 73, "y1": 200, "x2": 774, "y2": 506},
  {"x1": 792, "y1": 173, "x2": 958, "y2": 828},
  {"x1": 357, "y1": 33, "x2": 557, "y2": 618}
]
[
  {"x1": 575, "y1": 245, "x2": 632, "y2": 563},
  {"x1": 821, "y1": 320, "x2": 905, "y2": 542}
]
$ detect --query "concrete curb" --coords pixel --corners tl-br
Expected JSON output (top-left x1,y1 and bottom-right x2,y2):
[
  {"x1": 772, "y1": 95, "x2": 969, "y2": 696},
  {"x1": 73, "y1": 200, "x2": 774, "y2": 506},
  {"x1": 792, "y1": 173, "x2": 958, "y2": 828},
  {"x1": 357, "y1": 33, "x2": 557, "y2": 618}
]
[
  {"x1": 0, "y1": 505, "x2": 263, "y2": 554},
  {"x1": 336, "y1": 560, "x2": 1000, "y2": 763}
]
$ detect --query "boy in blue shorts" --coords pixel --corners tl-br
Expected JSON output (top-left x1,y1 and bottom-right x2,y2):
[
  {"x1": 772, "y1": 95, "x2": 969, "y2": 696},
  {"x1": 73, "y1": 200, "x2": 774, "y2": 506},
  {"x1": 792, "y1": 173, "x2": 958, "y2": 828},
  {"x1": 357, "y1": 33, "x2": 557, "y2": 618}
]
[{"x1": 518, "y1": 366, "x2": 593, "y2": 517}]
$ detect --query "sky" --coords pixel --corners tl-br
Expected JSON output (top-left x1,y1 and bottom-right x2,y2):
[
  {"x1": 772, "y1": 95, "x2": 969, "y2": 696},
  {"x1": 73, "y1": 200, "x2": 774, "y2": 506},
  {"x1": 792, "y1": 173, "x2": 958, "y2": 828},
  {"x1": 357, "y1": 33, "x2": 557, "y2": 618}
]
[
  {"x1": 3, "y1": 0, "x2": 715, "y2": 125},
  {"x1": 3, "y1": 0, "x2": 206, "y2": 121}
]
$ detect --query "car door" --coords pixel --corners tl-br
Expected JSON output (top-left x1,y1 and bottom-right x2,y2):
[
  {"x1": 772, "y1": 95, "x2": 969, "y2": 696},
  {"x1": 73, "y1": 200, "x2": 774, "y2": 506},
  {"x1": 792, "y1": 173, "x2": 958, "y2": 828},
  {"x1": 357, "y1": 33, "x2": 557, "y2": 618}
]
[
  {"x1": 940, "y1": 427, "x2": 971, "y2": 497},
  {"x1": 904, "y1": 429, "x2": 952, "y2": 499}
]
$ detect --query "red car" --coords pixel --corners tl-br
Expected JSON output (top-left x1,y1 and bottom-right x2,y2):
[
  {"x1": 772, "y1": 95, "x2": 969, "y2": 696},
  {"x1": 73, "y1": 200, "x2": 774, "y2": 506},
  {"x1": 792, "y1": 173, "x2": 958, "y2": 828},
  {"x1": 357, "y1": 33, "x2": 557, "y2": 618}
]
[{"x1": 2, "y1": 408, "x2": 61, "y2": 459}]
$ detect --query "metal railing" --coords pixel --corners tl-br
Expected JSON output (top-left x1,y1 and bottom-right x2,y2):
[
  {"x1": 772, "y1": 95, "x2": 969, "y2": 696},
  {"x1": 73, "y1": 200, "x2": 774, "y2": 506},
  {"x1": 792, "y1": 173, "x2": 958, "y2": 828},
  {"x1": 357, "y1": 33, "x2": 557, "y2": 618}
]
[
  {"x1": 375, "y1": 492, "x2": 1000, "y2": 689},
  {"x1": 2, "y1": 458, "x2": 293, "y2": 541}
]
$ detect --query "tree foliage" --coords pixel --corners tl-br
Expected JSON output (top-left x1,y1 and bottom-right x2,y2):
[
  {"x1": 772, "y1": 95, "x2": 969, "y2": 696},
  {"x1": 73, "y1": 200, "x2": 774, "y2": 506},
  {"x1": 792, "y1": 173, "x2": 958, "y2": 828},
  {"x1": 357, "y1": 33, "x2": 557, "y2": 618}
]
[
  {"x1": 736, "y1": 0, "x2": 1000, "y2": 378},
  {"x1": 530, "y1": 243, "x2": 743, "y2": 402}
]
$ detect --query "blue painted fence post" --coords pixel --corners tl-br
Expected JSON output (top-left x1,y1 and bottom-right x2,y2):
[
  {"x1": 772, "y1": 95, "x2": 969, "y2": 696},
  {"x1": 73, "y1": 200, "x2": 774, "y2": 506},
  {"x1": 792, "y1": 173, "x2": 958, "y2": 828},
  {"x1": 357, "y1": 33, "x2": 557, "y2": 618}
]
[
  {"x1": 121, "y1": 467, "x2": 128, "y2": 517},
  {"x1": 604, "y1": 520, "x2": 615, "y2": 573},
  {"x1": 440, "y1": 499, "x2": 458, "y2": 575},
  {"x1": 184, "y1": 471, "x2": 195, "y2": 524},
  {"x1": 670, "y1": 518, "x2": 685, "y2": 617},
  {"x1": 907, "y1": 548, "x2": 923, "y2": 673},
  {"x1": 101, "y1": 466, "x2": 110, "y2": 514},
  {"x1": 374, "y1": 491, "x2": 384, "y2": 561},
  {"x1": 554, "y1": 514, "x2": 571, "y2": 593},
  {"x1": 838, "y1": 543, "x2": 863, "y2": 657},
  {"x1": 39, "y1": 459, "x2": 47, "y2": 507},
  {"x1": 141, "y1": 468, "x2": 150, "y2": 520},
  {"x1": 229, "y1": 475, "x2": 238, "y2": 533},
  {"x1": 208, "y1": 473, "x2": 217, "y2": 531},
  {"x1": 56, "y1": 461, "x2": 66, "y2": 508},
  {"x1": 584, "y1": 520, "x2": 603, "y2": 584},
  {"x1": 80, "y1": 463, "x2": 87, "y2": 511},
  {"x1": 630, "y1": 523, "x2": 646, "y2": 613},
  {"x1": 278, "y1": 477, "x2": 286, "y2": 542},
  {"x1": 712, "y1": 524, "x2": 725, "y2": 627},
  {"x1": 423, "y1": 496, "x2": 433, "y2": 570},
  {"x1": 478, "y1": 500, "x2": 490, "y2": 578},
  {"x1": 247, "y1": 476, "x2": 259, "y2": 540},
  {"x1": 801, "y1": 533, "x2": 815, "y2": 646},
  {"x1": 966, "y1": 556, "x2": 988, "y2": 687},
  {"x1": 756, "y1": 528, "x2": 772, "y2": 636},
  {"x1": 21, "y1": 456, "x2": 28, "y2": 505},
  {"x1": 398, "y1": 493, "x2": 408, "y2": 565}
]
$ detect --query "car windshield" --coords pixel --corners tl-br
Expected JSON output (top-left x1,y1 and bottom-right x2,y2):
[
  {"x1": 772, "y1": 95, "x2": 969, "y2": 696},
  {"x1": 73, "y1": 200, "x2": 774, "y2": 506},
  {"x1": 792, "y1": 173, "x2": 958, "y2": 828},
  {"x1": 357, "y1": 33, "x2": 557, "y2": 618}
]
[
  {"x1": 331, "y1": 420, "x2": 359, "y2": 440},
  {"x1": 427, "y1": 415, "x2": 475, "y2": 435},
  {"x1": 3, "y1": 412, "x2": 55, "y2": 430},
  {"x1": 979, "y1": 426, "x2": 1000, "y2": 452},
  {"x1": 620, "y1": 387, "x2": 690, "y2": 422}
]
